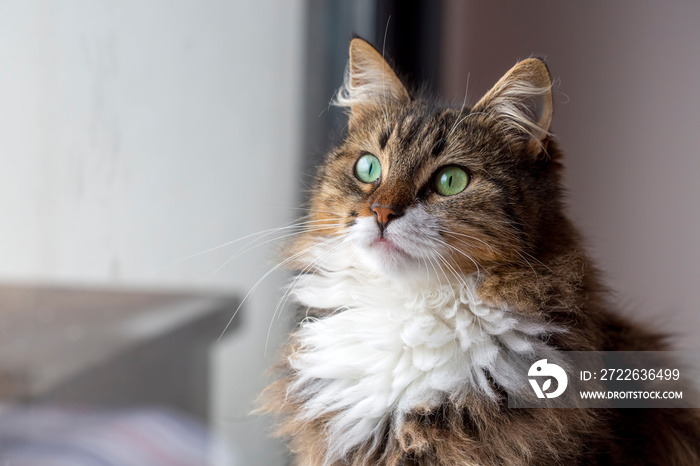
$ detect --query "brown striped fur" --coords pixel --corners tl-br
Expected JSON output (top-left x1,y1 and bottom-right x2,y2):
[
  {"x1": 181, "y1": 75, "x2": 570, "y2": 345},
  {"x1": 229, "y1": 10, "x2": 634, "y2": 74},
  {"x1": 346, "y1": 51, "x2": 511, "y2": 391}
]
[{"x1": 259, "y1": 38, "x2": 700, "y2": 465}]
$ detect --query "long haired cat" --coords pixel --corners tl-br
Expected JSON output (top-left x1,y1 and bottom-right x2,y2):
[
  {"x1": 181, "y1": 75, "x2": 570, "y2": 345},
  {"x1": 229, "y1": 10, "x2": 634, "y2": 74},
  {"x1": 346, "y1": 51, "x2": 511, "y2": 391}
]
[{"x1": 260, "y1": 38, "x2": 700, "y2": 465}]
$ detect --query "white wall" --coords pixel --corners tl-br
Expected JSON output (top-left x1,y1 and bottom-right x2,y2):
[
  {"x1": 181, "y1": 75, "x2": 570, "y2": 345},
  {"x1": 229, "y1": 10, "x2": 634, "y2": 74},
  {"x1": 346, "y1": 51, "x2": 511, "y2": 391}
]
[
  {"x1": 442, "y1": 1, "x2": 700, "y2": 349},
  {"x1": 0, "y1": 1, "x2": 306, "y2": 464}
]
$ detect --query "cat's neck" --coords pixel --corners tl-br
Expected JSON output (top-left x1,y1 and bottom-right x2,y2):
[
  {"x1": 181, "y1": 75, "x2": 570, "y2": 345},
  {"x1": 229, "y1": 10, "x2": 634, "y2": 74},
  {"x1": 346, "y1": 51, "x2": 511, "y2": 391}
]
[{"x1": 287, "y1": 239, "x2": 562, "y2": 462}]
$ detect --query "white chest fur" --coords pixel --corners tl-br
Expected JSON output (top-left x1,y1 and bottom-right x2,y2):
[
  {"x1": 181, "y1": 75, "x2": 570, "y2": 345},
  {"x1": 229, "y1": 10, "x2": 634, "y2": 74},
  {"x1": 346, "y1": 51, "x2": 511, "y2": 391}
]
[{"x1": 287, "y1": 241, "x2": 554, "y2": 462}]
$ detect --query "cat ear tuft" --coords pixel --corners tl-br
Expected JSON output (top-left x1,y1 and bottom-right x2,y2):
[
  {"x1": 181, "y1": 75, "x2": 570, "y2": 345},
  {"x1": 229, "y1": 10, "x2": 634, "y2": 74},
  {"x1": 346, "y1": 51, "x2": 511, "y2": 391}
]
[
  {"x1": 334, "y1": 38, "x2": 410, "y2": 118},
  {"x1": 474, "y1": 58, "x2": 554, "y2": 155}
]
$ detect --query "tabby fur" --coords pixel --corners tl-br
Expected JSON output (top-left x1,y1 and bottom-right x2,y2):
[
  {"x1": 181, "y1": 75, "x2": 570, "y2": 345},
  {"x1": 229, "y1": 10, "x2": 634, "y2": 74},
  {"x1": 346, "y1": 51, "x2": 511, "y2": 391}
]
[{"x1": 259, "y1": 38, "x2": 700, "y2": 466}]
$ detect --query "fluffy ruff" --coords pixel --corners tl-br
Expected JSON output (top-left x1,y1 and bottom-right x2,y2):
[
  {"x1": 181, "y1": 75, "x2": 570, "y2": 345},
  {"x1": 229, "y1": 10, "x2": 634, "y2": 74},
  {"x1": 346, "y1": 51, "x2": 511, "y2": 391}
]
[
  {"x1": 286, "y1": 240, "x2": 558, "y2": 463},
  {"x1": 260, "y1": 237, "x2": 700, "y2": 465}
]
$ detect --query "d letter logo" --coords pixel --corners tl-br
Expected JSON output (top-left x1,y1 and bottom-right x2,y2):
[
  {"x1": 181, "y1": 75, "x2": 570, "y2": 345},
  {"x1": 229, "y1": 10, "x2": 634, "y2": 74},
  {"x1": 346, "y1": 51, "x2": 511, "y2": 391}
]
[{"x1": 528, "y1": 359, "x2": 568, "y2": 399}]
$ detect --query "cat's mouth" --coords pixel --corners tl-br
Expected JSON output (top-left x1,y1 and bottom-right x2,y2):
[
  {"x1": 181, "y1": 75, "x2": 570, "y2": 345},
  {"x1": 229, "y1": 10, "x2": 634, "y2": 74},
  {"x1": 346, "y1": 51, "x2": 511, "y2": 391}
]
[
  {"x1": 372, "y1": 236, "x2": 404, "y2": 254},
  {"x1": 346, "y1": 208, "x2": 444, "y2": 275}
]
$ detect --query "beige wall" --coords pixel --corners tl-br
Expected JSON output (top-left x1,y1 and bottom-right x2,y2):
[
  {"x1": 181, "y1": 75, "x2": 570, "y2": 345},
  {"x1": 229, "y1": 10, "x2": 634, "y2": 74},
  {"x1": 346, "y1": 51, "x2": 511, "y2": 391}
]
[{"x1": 442, "y1": 1, "x2": 700, "y2": 349}]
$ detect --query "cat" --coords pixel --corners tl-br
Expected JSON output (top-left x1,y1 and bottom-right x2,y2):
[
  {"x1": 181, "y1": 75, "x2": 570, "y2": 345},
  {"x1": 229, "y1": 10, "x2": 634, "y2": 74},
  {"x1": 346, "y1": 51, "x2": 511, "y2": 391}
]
[{"x1": 259, "y1": 38, "x2": 700, "y2": 465}]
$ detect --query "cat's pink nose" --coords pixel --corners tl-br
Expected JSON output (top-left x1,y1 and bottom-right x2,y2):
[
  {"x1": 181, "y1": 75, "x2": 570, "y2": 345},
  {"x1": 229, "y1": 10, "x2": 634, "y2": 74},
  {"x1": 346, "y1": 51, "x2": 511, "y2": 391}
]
[{"x1": 370, "y1": 204, "x2": 401, "y2": 232}]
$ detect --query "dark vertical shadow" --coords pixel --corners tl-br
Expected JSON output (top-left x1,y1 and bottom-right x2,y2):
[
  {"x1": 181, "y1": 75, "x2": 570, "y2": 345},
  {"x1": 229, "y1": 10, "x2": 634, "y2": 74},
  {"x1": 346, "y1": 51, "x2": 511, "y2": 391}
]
[
  {"x1": 375, "y1": 0, "x2": 442, "y2": 96},
  {"x1": 300, "y1": 0, "x2": 442, "y2": 202}
]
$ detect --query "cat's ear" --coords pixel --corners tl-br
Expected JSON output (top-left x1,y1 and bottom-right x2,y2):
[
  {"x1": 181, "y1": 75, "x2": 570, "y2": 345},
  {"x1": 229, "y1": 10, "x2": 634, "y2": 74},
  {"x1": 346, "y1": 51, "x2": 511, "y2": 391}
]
[
  {"x1": 473, "y1": 58, "x2": 553, "y2": 156},
  {"x1": 334, "y1": 38, "x2": 410, "y2": 121}
]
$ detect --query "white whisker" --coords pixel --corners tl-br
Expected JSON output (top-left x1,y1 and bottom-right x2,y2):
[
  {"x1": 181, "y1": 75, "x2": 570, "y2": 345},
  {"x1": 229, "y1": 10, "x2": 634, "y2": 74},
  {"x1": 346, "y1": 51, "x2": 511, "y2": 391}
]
[
  {"x1": 381, "y1": 15, "x2": 392, "y2": 141},
  {"x1": 265, "y1": 237, "x2": 348, "y2": 355},
  {"x1": 218, "y1": 234, "x2": 344, "y2": 341},
  {"x1": 516, "y1": 250, "x2": 539, "y2": 284},
  {"x1": 158, "y1": 217, "x2": 344, "y2": 271},
  {"x1": 212, "y1": 224, "x2": 346, "y2": 274},
  {"x1": 446, "y1": 74, "x2": 470, "y2": 139},
  {"x1": 442, "y1": 230, "x2": 495, "y2": 252}
]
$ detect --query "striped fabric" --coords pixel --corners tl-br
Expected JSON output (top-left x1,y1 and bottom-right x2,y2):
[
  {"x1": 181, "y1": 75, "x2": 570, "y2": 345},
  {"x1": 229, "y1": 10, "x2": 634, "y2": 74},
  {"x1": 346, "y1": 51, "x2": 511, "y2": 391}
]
[{"x1": 0, "y1": 405, "x2": 237, "y2": 466}]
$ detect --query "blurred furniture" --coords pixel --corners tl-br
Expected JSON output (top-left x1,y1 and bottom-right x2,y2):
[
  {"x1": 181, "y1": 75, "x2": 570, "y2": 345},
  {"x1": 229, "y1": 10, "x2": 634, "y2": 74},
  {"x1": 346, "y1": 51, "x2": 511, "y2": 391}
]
[
  {"x1": 0, "y1": 405, "x2": 238, "y2": 465},
  {"x1": 0, "y1": 283, "x2": 239, "y2": 420}
]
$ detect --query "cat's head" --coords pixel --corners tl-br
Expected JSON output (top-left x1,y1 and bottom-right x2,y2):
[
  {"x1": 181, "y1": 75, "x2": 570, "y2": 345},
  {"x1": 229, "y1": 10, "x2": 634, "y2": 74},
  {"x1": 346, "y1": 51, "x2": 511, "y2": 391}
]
[{"x1": 297, "y1": 38, "x2": 565, "y2": 279}]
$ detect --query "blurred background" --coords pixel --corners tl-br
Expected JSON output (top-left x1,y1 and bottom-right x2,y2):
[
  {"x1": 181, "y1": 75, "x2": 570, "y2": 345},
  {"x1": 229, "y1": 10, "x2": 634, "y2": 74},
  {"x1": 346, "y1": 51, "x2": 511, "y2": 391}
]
[{"x1": 0, "y1": 1, "x2": 698, "y2": 464}]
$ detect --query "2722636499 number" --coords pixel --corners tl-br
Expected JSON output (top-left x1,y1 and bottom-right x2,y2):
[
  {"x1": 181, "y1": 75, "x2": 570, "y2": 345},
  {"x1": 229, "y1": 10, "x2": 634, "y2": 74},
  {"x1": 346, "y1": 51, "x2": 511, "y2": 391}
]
[{"x1": 599, "y1": 368, "x2": 680, "y2": 381}]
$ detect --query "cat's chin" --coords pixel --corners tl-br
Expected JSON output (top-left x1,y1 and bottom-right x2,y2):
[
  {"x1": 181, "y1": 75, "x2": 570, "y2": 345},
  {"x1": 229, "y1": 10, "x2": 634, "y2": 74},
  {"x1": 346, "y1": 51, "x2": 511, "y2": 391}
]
[
  {"x1": 347, "y1": 209, "x2": 445, "y2": 280},
  {"x1": 371, "y1": 237, "x2": 402, "y2": 254},
  {"x1": 357, "y1": 238, "x2": 427, "y2": 279}
]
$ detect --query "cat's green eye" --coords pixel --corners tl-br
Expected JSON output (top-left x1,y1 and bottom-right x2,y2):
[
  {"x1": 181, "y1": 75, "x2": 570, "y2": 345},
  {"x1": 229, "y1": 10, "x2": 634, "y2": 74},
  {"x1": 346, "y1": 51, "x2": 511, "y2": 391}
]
[
  {"x1": 355, "y1": 154, "x2": 381, "y2": 183},
  {"x1": 434, "y1": 166, "x2": 469, "y2": 196}
]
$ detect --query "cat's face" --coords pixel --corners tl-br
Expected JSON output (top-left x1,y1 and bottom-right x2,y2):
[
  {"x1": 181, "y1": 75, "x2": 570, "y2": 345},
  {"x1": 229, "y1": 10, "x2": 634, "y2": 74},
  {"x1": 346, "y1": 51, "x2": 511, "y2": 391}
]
[{"x1": 299, "y1": 39, "x2": 561, "y2": 279}]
